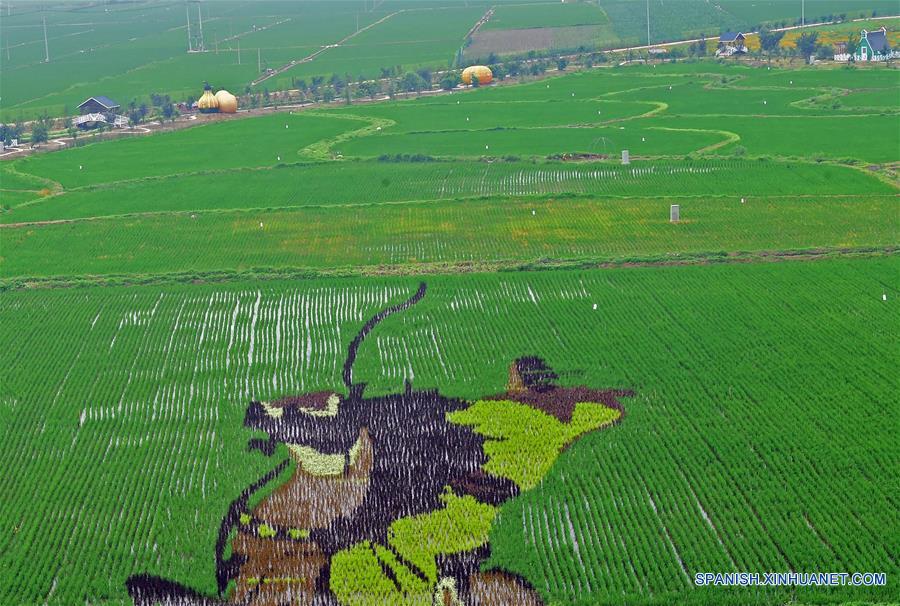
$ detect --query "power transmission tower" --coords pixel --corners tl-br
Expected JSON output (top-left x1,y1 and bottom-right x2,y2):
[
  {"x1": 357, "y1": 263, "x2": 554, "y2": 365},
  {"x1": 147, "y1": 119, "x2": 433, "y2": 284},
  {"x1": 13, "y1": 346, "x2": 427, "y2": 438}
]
[{"x1": 186, "y1": 0, "x2": 204, "y2": 52}]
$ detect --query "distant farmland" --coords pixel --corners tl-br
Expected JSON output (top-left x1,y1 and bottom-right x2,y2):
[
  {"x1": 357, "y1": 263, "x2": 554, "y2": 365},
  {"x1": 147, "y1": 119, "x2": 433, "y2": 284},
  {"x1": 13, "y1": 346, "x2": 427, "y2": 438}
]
[{"x1": 4, "y1": 0, "x2": 897, "y2": 120}]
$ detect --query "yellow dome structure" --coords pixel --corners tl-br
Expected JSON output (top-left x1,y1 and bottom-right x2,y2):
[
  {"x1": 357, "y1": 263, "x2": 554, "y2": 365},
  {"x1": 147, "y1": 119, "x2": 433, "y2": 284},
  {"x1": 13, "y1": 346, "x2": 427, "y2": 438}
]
[
  {"x1": 197, "y1": 83, "x2": 219, "y2": 113},
  {"x1": 461, "y1": 65, "x2": 492, "y2": 86},
  {"x1": 215, "y1": 89, "x2": 238, "y2": 113}
]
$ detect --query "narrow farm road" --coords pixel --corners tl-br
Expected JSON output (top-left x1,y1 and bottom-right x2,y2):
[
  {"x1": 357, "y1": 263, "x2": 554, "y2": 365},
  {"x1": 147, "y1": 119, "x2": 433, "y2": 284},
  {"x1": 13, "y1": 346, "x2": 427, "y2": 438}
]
[{"x1": 251, "y1": 10, "x2": 406, "y2": 86}]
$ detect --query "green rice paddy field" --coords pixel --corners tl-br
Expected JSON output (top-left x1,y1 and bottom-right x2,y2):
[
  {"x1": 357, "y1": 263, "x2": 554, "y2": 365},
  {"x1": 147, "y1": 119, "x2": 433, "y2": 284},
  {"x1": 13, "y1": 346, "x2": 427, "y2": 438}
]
[
  {"x1": 1, "y1": 59, "x2": 898, "y2": 606},
  {"x1": 2, "y1": 259, "x2": 897, "y2": 606}
]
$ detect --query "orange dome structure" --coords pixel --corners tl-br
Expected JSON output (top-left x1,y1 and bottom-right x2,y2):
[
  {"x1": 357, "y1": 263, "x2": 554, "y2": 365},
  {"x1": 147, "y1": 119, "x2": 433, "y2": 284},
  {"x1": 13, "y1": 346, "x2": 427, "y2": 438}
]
[
  {"x1": 215, "y1": 89, "x2": 238, "y2": 113},
  {"x1": 461, "y1": 65, "x2": 492, "y2": 86},
  {"x1": 197, "y1": 83, "x2": 219, "y2": 113}
]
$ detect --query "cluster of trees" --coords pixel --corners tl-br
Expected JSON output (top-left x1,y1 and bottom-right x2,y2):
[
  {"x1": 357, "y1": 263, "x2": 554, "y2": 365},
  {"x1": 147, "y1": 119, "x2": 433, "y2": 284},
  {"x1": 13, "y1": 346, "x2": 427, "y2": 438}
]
[
  {"x1": 0, "y1": 122, "x2": 24, "y2": 145},
  {"x1": 29, "y1": 115, "x2": 54, "y2": 144},
  {"x1": 148, "y1": 93, "x2": 179, "y2": 123},
  {"x1": 759, "y1": 30, "x2": 866, "y2": 64},
  {"x1": 1, "y1": 115, "x2": 55, "y2": 146},
  {"x1": 125, "y1": 100, "x2": 150, "y2": 126}
]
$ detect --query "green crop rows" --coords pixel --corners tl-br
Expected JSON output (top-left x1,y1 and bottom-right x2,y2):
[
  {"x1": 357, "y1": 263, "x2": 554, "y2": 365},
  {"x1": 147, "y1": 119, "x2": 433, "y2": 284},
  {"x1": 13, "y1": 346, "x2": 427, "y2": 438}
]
[
  {"x1": 483, "y1": 3, "x2": 610, "y2": 31},
  {"x1": 5, "y1": 158, "x2": 889, "y2": 224},
  {"x1": 3, "y1": 193, "x2": 896, "y2": 279},
  {"x1": 2, "y1": 257, "x2": 897, "y2": 604}
]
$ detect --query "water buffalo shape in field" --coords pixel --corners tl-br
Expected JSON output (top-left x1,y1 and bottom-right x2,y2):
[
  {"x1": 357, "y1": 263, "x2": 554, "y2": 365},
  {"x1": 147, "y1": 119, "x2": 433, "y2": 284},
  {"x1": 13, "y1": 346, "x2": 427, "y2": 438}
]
[{"x1": 126, "y1": 283, "x2": 631, "y2": 606}]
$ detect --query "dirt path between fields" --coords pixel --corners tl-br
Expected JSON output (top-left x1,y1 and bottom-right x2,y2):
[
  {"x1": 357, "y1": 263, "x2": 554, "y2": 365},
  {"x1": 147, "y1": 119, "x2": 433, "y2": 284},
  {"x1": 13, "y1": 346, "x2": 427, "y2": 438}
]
[{"x1": 250, "y1": 10, "x2": 406, "y2": 86}]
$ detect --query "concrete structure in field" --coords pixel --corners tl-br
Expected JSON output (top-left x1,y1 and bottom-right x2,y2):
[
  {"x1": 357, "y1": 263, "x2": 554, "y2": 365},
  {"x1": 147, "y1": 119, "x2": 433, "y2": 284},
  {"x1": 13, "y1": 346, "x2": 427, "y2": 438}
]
[
  {"x1": 74, "y1": 96, "x2": 128, "y2": 129},
  {"x1": 670, "y1": 204, "x2": 680, "y2": 222},
  {"x1": 621, "y1": 149, "x2": 629, "y2": 165}
]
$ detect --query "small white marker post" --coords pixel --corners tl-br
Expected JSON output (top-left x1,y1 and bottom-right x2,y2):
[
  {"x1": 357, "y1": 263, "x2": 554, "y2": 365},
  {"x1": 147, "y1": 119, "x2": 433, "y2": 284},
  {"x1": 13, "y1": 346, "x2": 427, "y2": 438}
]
[
  {"x1": 592, "y1": 303, "x2": 598, "y2": 310},
  {"x1": 622, "y1": 149, "x2": 630, "y2": 165},
  {"x1": 670, "y1": 204, "x2": 680, "y2": 223},
  {"x1": 883, "y1": 293, "x2": 888, "y2": 301}
]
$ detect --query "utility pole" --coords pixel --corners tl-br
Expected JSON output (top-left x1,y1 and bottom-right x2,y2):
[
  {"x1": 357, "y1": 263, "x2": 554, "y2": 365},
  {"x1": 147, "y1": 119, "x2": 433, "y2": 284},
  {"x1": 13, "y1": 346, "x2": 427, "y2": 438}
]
[
  {"x1": 185, "y1": 2, "x2": 192, "y2": 52},
  {"x1": 257, "y1": 47, "x2": 261, "y2": 73},
  {"x1": 214, "y1": 35, "x2": 218, "y2": 54},
  {"x1": 197, "y1": 2, "x2": 204, "y2": 51},
  {"x1": 237, "y1": 40, "x2": 241, "y2": 65},
  {"x1": 42, "y1": 14, "x2": 49, "y2": 62},
  {"x1": 801, "y1": 0, "x2": 805, "y2": 27},
  {"x1": 646, "y1": 0, "x2": 651, "y2": 48},
  {"x1": 356, "y1": 12, "x2": 359, "y2": 32}
]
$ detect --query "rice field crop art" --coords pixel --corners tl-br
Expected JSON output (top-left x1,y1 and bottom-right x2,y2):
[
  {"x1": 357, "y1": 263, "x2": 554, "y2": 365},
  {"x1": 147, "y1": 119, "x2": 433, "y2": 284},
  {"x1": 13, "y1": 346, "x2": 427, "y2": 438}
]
[
  {"x1": 2, "y1": 259, "x2": 897, "y2": 605},
  {"x1": 124, "y1": 282, "x2": 631, "y2": 606}
]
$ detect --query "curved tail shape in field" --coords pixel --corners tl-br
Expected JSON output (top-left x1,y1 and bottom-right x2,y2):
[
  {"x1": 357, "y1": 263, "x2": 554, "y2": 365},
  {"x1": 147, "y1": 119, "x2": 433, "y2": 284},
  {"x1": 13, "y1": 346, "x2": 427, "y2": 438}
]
[{"x1": 342, "y1": 282, "x2": 427, "y2": 397}]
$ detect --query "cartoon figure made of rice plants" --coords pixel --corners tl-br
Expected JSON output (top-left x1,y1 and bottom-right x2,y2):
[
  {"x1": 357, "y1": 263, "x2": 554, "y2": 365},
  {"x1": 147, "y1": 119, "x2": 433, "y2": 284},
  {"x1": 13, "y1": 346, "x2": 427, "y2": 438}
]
[{"x1": 127, "y1": 283, "x2": 631, "y2": 606}]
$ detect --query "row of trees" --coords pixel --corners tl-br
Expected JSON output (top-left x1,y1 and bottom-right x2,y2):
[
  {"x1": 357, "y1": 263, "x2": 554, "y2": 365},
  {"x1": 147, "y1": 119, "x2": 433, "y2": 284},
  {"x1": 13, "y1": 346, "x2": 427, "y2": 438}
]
[
  {"x1": 1, "y1": 116, "x2": 53, "y2": 146},
  {"x1": 760, "y1": 30, "x2": 886, "y2": 64}
]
